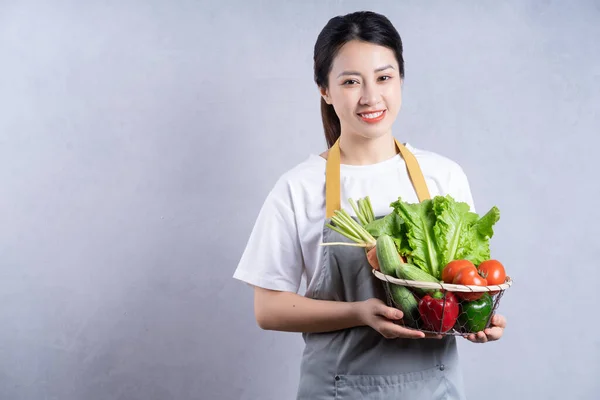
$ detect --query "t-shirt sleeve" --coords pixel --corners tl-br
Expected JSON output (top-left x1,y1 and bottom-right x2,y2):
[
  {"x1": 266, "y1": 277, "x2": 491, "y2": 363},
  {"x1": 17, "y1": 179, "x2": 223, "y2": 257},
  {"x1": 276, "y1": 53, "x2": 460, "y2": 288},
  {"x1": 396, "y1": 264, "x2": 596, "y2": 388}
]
[
  {"x1": 450, "y1": 164, "x2": 477, "y2": 214},
  {"x1": 232, "y1": 180, "x2": 304, "y2": 293}
]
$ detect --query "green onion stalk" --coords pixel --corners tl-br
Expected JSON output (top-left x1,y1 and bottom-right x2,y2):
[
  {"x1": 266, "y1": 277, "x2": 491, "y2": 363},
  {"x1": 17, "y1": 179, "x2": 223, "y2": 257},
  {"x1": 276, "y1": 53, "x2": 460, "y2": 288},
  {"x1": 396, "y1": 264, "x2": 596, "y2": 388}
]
[{"x1": 321, "y1": 197, "x2": 376, "y2": 249}]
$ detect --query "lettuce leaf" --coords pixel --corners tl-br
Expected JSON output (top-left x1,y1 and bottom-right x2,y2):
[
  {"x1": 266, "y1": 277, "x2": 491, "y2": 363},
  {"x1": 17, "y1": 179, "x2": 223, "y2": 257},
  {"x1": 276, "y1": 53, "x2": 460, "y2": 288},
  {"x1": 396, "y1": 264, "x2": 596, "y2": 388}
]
[
  {"x1": 460, "y1": 206, "x2": 501, "y2": 265},
  {"x1": 365, "y1": 212, "x2": 403, "y2": 238},
  {"x1": 433, "y1": 195, "x2": 479, "y2": 272},
  {"x1": 389, "y1": 195, "x2": 500, "y2": 280},
  {"x1": 365, "y1": 212, "x2": 406, "y2": 256},
  {"x1": 390, "y1": 198, "x2": 440, "y2": 277}
]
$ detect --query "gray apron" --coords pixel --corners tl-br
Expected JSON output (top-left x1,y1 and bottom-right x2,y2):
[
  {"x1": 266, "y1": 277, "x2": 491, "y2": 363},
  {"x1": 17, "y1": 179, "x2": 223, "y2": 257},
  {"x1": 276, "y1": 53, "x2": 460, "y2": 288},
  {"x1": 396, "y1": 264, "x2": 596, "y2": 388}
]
[{"x1": 296, "y1": 138, "x2": 466, "y2": 400}]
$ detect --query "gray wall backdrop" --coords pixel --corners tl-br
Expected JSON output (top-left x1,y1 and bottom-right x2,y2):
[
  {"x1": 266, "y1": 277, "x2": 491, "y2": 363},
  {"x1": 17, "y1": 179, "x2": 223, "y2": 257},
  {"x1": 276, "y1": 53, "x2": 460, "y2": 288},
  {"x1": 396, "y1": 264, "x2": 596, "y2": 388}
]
[{"x1": 1, "y1": 1, "x2": 599, "y2": 399}]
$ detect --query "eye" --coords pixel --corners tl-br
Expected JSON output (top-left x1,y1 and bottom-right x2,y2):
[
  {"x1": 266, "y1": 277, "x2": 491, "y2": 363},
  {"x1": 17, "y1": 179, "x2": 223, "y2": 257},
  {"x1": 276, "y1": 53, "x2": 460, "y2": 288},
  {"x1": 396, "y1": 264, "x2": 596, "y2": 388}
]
[
  {"x1": 378, "y1": 75, "x2": 392, "y2": 82},
  {"x1": 342, "y1": 79, "x2": 359, "y2": 85}
]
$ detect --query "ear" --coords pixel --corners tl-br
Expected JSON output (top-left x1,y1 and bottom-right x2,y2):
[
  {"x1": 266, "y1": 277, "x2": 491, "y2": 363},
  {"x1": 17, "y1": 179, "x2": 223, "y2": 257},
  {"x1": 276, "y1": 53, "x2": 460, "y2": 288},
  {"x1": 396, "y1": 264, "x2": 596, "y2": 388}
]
[{"x1": 319, "y1": 86, "x2": 332, "y2": 105}]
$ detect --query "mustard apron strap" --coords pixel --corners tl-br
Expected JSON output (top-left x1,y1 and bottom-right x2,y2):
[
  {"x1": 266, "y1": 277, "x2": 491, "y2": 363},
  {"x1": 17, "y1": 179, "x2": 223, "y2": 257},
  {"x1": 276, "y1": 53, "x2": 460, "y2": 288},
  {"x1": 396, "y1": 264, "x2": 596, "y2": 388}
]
[
  {"x1": 325, "y1": 137, "x2": 431, "y2": 219},
  {"x1": 394, "y1": 138, "x2": 431, "y2": 203}
]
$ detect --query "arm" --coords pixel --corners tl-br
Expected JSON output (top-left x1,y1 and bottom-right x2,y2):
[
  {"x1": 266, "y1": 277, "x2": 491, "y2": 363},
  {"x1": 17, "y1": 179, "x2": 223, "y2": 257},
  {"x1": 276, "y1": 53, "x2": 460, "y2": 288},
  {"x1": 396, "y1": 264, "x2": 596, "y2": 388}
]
[
  {"x1": 238, "y1": 180, "x2": 435, "y2": 339},
  {"x1": 254, "y1": 287, "x2": 432, "y2": 339}
]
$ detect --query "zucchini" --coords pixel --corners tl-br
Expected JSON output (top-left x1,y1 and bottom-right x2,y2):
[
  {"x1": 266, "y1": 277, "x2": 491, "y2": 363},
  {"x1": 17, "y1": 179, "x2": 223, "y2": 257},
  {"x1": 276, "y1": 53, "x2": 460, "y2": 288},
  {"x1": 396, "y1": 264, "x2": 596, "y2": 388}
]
[
  {"x1": 395, "y1": 263, "x2": 439, "y2": 283},
  {"x1": 395, "y1": 263, "x2": 440, "y2": 296},
  {"x1": 389, "y1": 284, "x2": 419, "y2": 328},
  {"x1": 376, "y1": 234, "x2": 402, "y2": 277}
]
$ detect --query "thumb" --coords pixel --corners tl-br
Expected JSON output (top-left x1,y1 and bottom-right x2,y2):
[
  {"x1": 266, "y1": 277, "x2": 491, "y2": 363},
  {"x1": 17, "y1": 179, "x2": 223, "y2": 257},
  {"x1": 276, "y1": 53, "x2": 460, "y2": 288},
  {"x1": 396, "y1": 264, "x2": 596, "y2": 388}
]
[{"x1": 378, "y1": 304, "x2": 403, "y2": 320}]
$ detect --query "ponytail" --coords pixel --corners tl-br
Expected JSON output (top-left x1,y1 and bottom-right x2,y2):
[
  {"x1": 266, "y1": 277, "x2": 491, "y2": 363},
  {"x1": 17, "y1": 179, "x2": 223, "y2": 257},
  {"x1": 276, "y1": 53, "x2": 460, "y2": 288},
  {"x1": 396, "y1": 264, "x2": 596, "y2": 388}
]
[{"x1": 320, "y1": 98, "x2": 341, "y2": 148}]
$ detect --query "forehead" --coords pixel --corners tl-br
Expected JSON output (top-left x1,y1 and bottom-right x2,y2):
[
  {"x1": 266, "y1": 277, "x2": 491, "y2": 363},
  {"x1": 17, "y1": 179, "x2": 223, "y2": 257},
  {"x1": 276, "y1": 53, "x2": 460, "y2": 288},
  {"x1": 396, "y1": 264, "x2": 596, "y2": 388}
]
[{"x1": 330, "y1": 40, "x2": 398, "y2": 73}]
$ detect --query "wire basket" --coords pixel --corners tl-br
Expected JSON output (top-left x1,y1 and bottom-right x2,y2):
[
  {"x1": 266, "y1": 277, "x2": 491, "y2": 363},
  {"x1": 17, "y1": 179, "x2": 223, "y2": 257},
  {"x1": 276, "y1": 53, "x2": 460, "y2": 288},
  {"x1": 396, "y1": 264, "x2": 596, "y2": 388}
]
[{"x1": 372, "y1": 269, "x2": 513, "y2": 336}]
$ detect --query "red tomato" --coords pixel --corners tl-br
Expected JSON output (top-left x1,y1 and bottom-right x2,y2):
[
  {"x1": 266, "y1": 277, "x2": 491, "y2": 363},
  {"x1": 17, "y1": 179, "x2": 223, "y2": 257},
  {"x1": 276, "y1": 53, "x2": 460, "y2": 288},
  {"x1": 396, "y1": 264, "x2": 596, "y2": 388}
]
[
  {"x1": 453, "y1": 267, "x2": 487, "y2": 301},
  {"x1": 442, "y1": 260, "x2": 475, "y2": 283},
  {"x1": 478, "y1": 260, "x2": 506, "y2": 295}
]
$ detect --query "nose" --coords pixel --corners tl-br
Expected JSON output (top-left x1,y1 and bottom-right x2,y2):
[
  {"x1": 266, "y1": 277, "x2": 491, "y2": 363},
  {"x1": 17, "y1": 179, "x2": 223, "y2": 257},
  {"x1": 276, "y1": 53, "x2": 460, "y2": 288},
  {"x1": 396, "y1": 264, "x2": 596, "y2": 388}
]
[{"x1": 359, "y1": 82, "x2": 381, "y2": 106}]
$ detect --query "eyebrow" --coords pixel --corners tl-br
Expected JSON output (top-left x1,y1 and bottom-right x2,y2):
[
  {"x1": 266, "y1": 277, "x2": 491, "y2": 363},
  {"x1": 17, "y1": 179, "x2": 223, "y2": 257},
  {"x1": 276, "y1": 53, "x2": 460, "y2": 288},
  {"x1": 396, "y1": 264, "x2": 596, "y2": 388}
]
[{"x1": 337, "y1": 64, "x2": 395, "y2": 78}]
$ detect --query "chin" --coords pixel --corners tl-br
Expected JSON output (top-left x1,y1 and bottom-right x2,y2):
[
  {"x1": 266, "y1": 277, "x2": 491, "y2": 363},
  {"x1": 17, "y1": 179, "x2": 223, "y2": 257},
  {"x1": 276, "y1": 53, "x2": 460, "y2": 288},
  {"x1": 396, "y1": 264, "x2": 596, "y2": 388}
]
[
  {"x1": 353, "y1": 115, "x2": 397, "y2": 139},
  {"x1": 354, "y1": 125, "x2": 394, "y2": 141}
]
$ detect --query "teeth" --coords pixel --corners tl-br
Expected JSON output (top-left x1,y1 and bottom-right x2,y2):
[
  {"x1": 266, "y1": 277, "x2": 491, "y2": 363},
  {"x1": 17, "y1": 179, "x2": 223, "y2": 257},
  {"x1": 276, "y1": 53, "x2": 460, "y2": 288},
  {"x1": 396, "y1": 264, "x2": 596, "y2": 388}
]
[{"x1": 361, "y1": 111, "x2": 384, "y2": 119}]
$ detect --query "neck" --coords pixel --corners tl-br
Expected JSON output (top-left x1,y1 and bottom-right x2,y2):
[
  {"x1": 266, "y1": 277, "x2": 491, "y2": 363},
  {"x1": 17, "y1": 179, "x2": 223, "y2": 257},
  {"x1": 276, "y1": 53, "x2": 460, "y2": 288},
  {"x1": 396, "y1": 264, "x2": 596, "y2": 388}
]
[{"x1": 338, "y1": 133, "x2": 399, "y2": 165}]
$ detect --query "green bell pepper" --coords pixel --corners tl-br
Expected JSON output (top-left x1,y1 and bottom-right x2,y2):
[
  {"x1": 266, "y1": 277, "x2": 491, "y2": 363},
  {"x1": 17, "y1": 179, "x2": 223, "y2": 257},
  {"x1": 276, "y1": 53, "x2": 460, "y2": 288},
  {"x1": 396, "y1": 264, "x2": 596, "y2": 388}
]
[{"x1": 458, "y1": 292, "x2": 494, "y2": 333}]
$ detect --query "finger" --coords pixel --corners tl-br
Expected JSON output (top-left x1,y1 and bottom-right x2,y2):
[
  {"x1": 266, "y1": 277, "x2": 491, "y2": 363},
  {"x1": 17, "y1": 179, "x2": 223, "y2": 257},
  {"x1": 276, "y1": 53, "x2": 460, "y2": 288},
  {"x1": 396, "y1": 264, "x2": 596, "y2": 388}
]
[
  {"x1": 423, "y1": 333, "x2": 444, "y2": 339},
  {"x1": 377, "y1": 306, "x2": 403, "y2": 321},
  {"x1": 464, "y1": 333, "x2": 485, "y2": 343},
  {"x1": 476, "y1": 331, "x2": 488, "y2": 343},
  {"x1": 484, "y1": 326, "x2": 504, "y2": 341},
  {"x1": 491, "y1": 314, "x2": 507, "y2": 329},
  {"x1": 379, "y1": 320, "x2": 425, "y2": 339},
  {"x1": 399, "y1": 328, "x2": 426, "y2": 339}
]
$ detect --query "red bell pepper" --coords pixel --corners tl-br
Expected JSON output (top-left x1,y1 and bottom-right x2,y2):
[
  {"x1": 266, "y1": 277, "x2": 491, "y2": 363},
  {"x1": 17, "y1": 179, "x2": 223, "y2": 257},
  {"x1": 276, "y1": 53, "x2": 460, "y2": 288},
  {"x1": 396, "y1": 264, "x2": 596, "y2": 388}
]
[{"x1": 418, "y1": 291, "x2": 459, "y2": 333}]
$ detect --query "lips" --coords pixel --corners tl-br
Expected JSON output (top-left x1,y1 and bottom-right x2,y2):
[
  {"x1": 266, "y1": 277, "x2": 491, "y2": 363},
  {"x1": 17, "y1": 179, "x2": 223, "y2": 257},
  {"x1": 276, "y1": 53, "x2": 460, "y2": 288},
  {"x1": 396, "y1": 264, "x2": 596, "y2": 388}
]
[{"x1": 358, "y1": 109, "x2": 386, "y2": 123}]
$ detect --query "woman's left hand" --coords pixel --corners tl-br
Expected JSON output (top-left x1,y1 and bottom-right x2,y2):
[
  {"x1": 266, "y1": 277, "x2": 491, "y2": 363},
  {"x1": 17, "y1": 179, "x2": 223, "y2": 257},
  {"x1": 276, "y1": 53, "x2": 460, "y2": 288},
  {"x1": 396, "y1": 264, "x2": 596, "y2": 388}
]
[{"x1": 464, "y1": 314, "x2": 506, "y2": 343}]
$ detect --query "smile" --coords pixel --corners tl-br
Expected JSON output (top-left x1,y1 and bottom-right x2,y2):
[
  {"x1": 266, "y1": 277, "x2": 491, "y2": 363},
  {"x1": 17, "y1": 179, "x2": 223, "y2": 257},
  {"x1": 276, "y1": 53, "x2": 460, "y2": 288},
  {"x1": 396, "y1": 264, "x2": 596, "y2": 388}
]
[{"x1": 358, "y1": 110, "x2": 386, "y2": 123}]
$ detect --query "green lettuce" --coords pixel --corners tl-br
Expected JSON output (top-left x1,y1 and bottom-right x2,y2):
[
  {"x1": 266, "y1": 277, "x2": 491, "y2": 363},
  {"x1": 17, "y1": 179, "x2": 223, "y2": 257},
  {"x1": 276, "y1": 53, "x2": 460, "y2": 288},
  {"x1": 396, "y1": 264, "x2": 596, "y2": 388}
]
[
  {"x1": 389, "y1": 195, "x2": 500, "y2": 279},
  {"x1": 390, "y1": 198, "x2": 440, "y2": 278},
  {"x1": 461, "y1": 206, "x2": 501, "y2": 265},
  {"x1": 432, "y1": 195, "x2": 479, "y2": 271},
  {"x1": 364, "y1": 212, "x2": 405, "y2": 255},
  {"x1": 365, "y1": 212, "x2": 403, "y2": 237}
]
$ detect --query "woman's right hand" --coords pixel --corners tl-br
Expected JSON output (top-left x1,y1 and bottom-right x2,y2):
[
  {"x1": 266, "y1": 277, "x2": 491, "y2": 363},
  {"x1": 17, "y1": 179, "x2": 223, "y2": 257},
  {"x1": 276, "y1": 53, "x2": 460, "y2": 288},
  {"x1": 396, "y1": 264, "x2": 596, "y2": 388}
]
[{"x1": 358, "y1": 298, "x2": 442, "y2": 340}]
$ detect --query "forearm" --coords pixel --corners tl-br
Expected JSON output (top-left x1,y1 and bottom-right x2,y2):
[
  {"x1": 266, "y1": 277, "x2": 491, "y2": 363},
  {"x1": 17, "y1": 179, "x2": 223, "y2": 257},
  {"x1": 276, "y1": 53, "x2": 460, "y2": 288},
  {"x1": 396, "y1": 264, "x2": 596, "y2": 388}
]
[{"x1": 254, "y1": 287, "x2": 364, "y2": 333}]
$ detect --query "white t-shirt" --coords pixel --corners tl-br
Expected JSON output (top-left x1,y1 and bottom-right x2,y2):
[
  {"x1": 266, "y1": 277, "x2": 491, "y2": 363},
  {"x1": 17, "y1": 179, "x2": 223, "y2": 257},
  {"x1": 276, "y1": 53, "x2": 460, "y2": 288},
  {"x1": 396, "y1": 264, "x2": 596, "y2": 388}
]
[{"x1": 233, "y1": 143, "x2": 476, "y2": 295}]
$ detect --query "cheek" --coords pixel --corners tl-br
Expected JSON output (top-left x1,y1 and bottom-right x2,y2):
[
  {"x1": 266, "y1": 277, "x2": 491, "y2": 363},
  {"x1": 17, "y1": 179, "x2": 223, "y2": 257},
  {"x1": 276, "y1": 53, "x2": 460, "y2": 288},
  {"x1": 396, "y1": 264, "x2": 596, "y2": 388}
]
[
  {"x1": 385, "y1": 87, "x2": 402, "y2": 110},
  {"x1": 333, "y1": 91, "x2": 359, "y2": 115}
]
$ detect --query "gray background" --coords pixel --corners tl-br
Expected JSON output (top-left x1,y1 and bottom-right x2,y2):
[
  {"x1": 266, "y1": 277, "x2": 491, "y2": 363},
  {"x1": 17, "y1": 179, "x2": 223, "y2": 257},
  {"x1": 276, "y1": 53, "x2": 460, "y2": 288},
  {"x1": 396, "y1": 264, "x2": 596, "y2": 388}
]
[{"x1": 1, "y1": 0, "x2": 599, "y2": 399}]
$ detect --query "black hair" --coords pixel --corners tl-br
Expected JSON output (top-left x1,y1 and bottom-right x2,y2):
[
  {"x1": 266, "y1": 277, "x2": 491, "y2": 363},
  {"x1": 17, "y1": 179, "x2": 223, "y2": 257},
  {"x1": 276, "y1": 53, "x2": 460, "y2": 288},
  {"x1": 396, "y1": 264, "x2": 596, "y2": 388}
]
[{"x1": 313, "y1": 11, "x2": 405, "y2": 148}]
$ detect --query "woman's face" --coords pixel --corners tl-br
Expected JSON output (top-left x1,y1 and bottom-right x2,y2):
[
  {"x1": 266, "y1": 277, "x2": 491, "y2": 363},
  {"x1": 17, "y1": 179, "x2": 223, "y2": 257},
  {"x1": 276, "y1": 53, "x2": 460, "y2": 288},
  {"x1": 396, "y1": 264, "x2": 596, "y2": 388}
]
[{"x1": 321, "y1": 40, "x2": 402, "y2": 141}]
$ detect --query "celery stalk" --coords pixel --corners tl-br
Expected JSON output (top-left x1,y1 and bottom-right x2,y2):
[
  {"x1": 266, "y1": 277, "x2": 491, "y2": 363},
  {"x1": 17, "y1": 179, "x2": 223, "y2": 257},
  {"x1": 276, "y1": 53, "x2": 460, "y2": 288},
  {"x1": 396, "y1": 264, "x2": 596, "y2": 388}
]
[
  {"x1": 336, "y1": 210, "x2": 375, "y2": 245},
  {"x1": 333, "y1": 212, "x2": 364, "y2": 241},
  {"x1": 349, "y1": 198, "x2": 367, "y2": 226},
  {"x1": 359, "y1": 199, "x2": 370, "y2": 224},
  {"x1": 325, "y1": 223, "x2": 362, "y2": 243},
  {"x1": 365, "y1": 196, "x2": 375, "y2": 222}
]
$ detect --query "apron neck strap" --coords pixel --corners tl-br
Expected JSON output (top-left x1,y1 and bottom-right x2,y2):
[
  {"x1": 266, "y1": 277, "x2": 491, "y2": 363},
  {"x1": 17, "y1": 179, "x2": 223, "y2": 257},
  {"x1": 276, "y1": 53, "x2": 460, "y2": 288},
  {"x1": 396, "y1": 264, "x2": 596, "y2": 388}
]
[{"x1": 325, "y1": 137, "x2": 431, "y2": 218}]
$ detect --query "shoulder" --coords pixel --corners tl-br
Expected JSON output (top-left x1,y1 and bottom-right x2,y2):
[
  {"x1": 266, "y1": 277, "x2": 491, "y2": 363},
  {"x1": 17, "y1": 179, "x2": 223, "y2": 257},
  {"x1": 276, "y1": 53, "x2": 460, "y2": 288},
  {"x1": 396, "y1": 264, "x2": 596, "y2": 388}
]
[
  {"x1": 406, "y1": 143, "x2": 469, "y2": 181},
  {"x1": 264, "y1": 153, "x2": 326, "y2": 208},
  {"x1": 406, "y1": 143, "x2": 475, "y2": 209},
  {"x1": 407, "y1": 143, "x2": 465, "y2": 172},
  {"x1": 281, "y1": 153, "x2": 326, "y2": 182}
]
